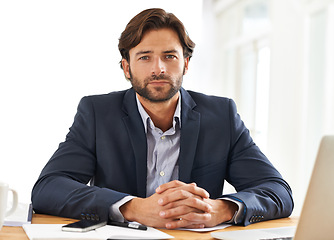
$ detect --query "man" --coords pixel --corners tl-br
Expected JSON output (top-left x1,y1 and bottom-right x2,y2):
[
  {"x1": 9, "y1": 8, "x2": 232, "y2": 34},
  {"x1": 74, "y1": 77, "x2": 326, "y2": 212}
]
[{"x1": 32, "y1": 8, "x2": 293, "y2": 229}]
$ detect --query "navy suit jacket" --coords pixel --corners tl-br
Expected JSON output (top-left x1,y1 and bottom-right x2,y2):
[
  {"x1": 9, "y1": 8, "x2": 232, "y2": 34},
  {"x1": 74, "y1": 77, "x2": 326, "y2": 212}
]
[{"x1": 32, "y1": 88, "x2": 293, "y2": 226}]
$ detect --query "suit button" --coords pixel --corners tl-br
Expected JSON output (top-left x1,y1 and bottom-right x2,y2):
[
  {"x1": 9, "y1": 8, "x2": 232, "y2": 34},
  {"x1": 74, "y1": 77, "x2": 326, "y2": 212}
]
[{"x1": 81, "y1": 213, "x2": 86, "y2": 220}]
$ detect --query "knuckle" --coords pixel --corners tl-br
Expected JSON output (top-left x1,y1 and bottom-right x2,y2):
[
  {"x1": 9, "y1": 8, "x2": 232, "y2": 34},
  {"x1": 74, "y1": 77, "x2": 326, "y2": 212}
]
[
  {"x1": 172, "y1": 180, "x2": 180, "y2": 186},
  {"x1": 180, "y1": 190, "x2": 187, "y2": 198},
  {"x1": 204, "y1": 213, "x2": 212, "y2": 221},
  {"x1": 189, "y1": 197, "x2": 198, "y2": 205},
  {"x1": 189, "y1": 184, "x2": 196, "y2": 192}
]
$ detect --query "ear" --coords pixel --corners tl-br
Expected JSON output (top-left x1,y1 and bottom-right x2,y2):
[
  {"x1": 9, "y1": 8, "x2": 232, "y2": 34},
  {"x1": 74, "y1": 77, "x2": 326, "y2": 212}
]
[
  {"x1": 121, "y1": 59, "x2": 131, "y2": 79},
  {"x1": 183, "y1": 57, "x2": 190, "y2": 75}
]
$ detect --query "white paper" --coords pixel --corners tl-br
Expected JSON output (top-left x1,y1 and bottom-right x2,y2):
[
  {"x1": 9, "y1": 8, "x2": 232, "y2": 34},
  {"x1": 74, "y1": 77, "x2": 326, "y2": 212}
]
[
  {"x1": 98, "y1": 224, "x2": 173, "y2": 239},
  {"x1": 22, "y1": 224, "x2": 173, "y2": 240},
  {"x1": 211, "y1": 226, "x2": 296, "y2": 240},
  {"x1": 176, "y1": 223, "x2": 231, "y2": 232},
  {"x1": 4, "y1": 202, "x2": 32, "y2": 226}
]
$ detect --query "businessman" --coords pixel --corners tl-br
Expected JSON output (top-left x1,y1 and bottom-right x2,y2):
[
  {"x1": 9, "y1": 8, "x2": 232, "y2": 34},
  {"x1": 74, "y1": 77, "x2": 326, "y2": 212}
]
[{"x1": 32, "y1": 8, "x2": 293, "y2": 229}]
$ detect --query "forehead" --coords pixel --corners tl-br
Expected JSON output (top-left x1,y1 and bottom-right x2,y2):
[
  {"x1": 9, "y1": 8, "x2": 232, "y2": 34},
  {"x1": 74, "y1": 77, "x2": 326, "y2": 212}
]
[{"x1": 131, "y1": 28, "x2": 183, "y2": 54}]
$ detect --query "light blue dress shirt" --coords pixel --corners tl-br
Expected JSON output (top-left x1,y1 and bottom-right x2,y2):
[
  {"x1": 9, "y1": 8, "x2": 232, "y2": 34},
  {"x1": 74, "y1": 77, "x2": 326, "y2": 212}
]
[{"x1": 137, "y1": 95, "x2": 181, "y2": 197}]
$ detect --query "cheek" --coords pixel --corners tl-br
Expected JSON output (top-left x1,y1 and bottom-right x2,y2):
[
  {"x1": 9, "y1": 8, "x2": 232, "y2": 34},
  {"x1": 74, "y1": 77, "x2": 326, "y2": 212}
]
[
  {"x1": 167, "y1": 62, "x2": 184, "y2": 74},
  {"x1": 130, "y1": 62, "x2": 149, "y2": 76}
]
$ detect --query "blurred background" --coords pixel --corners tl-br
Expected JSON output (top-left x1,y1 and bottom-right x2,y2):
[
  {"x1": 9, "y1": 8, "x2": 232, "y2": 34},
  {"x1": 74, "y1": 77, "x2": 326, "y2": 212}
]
[{"x1": 1, "y1": 0, "x2": 333, "y2": 217}]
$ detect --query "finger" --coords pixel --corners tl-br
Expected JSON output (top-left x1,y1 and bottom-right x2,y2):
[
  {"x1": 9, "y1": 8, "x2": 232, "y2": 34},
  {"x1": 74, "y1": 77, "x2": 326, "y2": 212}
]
[
  {"x1": 158, "y1": 185, "x2": 210, "y2": 206},
  {"x1": 156, "y1": 180, "x2": 186, "y2": 193},
  {"x1": 180, "y1": 211, "x2": 212, "y2": 223},
  {"x1": 158, "y1": 188, "x2": 192, "y2": 205},
  {"x1": 165, "y1": 214, "x2": 210, "y2": 229},
  {"x1": 159, "y1": 205, "x2": 201, "y2": 219},
  {"x1": 160, "y1": 198, "x2": 212, "y2": 218},
  {"x1": 177, "y1": 183, "x2": 210, "y2": 199},
  {"x1": 165, "y1": 218, "x2": 196, "y2": 229},
  {"x1": 183, "y1": 223, "x2": 206, "y2": 229}
]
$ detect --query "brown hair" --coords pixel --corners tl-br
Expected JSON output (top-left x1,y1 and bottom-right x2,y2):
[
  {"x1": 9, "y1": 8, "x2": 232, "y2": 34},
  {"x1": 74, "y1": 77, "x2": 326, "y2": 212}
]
[{"x1": 118, "y1": 8, "x2": 195, "y2": 69}]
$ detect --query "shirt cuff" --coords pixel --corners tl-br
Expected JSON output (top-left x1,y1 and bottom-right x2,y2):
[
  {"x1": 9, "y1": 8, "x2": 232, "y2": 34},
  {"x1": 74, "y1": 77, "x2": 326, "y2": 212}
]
[
  {"x1": 109, "y1": 196, "x2": 135, "y2": 222},
  {"x1": 220, "y1": 197, "x2": 245, "y2": 224}
]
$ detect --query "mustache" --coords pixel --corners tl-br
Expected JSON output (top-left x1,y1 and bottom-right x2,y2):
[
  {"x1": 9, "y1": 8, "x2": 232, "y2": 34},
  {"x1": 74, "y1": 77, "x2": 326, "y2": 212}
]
[{"x1": 149, "y1": 73, "x2": 172, "y2": 81}]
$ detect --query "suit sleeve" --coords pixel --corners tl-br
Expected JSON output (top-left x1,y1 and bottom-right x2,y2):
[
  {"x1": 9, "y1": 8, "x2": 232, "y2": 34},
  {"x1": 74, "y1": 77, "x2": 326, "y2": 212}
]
[
  {"x1": 31, "y1": 96, "x2": 129, "y2": 221},
  {"x1": 223, "y1": 99, "x2": 294, "y2": 226}
]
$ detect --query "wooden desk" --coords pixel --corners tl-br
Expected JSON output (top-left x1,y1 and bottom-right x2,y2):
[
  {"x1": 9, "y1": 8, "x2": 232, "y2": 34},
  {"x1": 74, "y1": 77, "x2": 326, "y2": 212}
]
[{"x1": 0, "y1": 214, "x2": 298, "y2": 240}]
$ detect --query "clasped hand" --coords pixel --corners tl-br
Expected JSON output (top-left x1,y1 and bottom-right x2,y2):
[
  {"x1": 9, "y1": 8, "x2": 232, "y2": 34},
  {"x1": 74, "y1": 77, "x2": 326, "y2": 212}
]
[{"x1": 120, "y1": 180, "x2": 237, "y2": 229}]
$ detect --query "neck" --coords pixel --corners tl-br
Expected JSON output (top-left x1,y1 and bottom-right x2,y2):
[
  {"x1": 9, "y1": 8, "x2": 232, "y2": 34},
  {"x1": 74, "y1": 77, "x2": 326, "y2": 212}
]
[{"x1": 137, "y1": 92, "x2": 179, "y2": 132}]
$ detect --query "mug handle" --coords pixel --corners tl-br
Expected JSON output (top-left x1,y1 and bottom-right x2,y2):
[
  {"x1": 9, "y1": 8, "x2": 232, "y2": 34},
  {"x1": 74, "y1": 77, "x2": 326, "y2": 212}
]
[{"x1": 6, "y1": 188, "x2": 18, "y2": 217}]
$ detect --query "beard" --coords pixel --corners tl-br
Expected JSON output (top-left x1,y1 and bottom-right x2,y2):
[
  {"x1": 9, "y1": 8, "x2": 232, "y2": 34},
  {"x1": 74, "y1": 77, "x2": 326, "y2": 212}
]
[{"x1": 129, "y1": 68, "x2": 184, "y2": 103}]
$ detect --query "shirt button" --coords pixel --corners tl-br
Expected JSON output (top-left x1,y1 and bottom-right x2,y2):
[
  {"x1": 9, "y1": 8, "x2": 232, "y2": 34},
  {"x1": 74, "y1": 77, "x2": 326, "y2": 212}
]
[
  {"x1": 160, "y1": 171, "x2": 165, "y2": 176},
  {"x1": 161, "y1": 136, "x2": 166, "y2": 140}
]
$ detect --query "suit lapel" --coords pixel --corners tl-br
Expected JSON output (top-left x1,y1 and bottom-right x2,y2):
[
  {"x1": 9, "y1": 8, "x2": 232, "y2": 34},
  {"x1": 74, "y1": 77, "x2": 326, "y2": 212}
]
[
  {"x1": 178, "y1": 88, "x2": 200, "y2": 183},
  {"x1": 122, "y1": 89, "x2": 147, "y2": 198}
]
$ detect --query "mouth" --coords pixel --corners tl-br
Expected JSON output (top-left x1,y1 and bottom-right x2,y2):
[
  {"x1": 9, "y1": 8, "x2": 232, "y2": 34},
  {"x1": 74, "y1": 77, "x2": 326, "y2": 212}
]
[{"x1": 148, "y1": 80, "x2": 170, "y2": 86}]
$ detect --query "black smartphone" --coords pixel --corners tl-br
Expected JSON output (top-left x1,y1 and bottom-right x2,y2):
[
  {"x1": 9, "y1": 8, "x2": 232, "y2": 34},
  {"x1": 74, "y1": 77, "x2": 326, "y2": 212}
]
[{"x1": 62, "y1": 219, "x2": 107, "y2": 232}]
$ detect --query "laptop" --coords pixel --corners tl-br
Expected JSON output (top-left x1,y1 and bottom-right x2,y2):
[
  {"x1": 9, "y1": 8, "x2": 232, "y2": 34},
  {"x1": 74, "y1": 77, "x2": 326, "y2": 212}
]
[{"x1": 211, "y1": 135, "x2": 334, "y2": 240}]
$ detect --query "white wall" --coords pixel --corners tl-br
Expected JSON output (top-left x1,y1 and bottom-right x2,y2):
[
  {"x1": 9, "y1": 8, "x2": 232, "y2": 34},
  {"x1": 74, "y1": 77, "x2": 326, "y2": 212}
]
[
  {"x1": 0, "y1": 0, "x2": 204, "y2": 204},
  {"x1": 267, "y1": 0, "x2": 306, "y2": 214}
]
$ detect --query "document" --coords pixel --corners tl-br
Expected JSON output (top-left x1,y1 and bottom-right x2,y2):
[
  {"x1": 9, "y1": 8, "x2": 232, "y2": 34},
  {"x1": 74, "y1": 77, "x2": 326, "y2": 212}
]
[
  {"x1": 211, "y1": 226, "x2": 296, "y2": 240},
  {"x1": 4, "y1": 202, "x2": 33, "y2": 226},
  {"x1": 177, "y1": 223, "x2": 231, "y2": 232},
  {"x1": 23, "y1": 223, "x2": 173, "y2": 240}
]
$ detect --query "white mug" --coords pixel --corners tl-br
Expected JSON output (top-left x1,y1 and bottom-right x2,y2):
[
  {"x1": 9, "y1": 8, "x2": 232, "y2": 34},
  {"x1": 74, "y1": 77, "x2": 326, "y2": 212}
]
[{"x1": 0, "y1": 182, "x2": 18, "y2": 230}]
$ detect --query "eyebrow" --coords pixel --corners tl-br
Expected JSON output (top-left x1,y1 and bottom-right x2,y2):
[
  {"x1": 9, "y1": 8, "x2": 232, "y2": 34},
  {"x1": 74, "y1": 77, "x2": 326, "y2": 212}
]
[
  {"x1": 135, "y1": 49, "x2": 180, "y2": 56},
  {"x1": 135, "y1": 50, "x2": 152, "y2": 56},
  {"x1": 163, "y1": 49, "x2": 179, "y2": 54}
]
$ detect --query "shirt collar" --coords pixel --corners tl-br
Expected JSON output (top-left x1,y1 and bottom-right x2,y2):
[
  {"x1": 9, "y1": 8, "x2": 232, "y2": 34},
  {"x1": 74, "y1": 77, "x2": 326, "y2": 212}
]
[{"x1": 136, "y1": 93, "x2": 181, "y2": 133}]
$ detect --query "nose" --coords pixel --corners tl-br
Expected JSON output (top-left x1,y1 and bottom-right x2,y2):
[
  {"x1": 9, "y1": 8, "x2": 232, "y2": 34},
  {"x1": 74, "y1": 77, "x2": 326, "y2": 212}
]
[{"x1": 151, "y1": 57, "x2": 165, "y2": 75}]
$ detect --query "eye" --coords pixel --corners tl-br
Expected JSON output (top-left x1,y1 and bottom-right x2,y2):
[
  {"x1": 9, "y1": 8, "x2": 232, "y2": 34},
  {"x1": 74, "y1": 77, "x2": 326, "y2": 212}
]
[
  {"x1": 165, "y1": 55, "x2": 177, "y2": 60},
  {"x1": 139, "y1": 56, "x2": 149, "y2": 60}
]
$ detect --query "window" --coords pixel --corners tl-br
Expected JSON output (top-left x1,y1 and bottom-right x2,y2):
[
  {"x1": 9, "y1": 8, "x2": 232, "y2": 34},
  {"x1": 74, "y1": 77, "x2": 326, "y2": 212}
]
[{"x1": 216, "y1": 0, "x2": 272, "y2": 152}]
